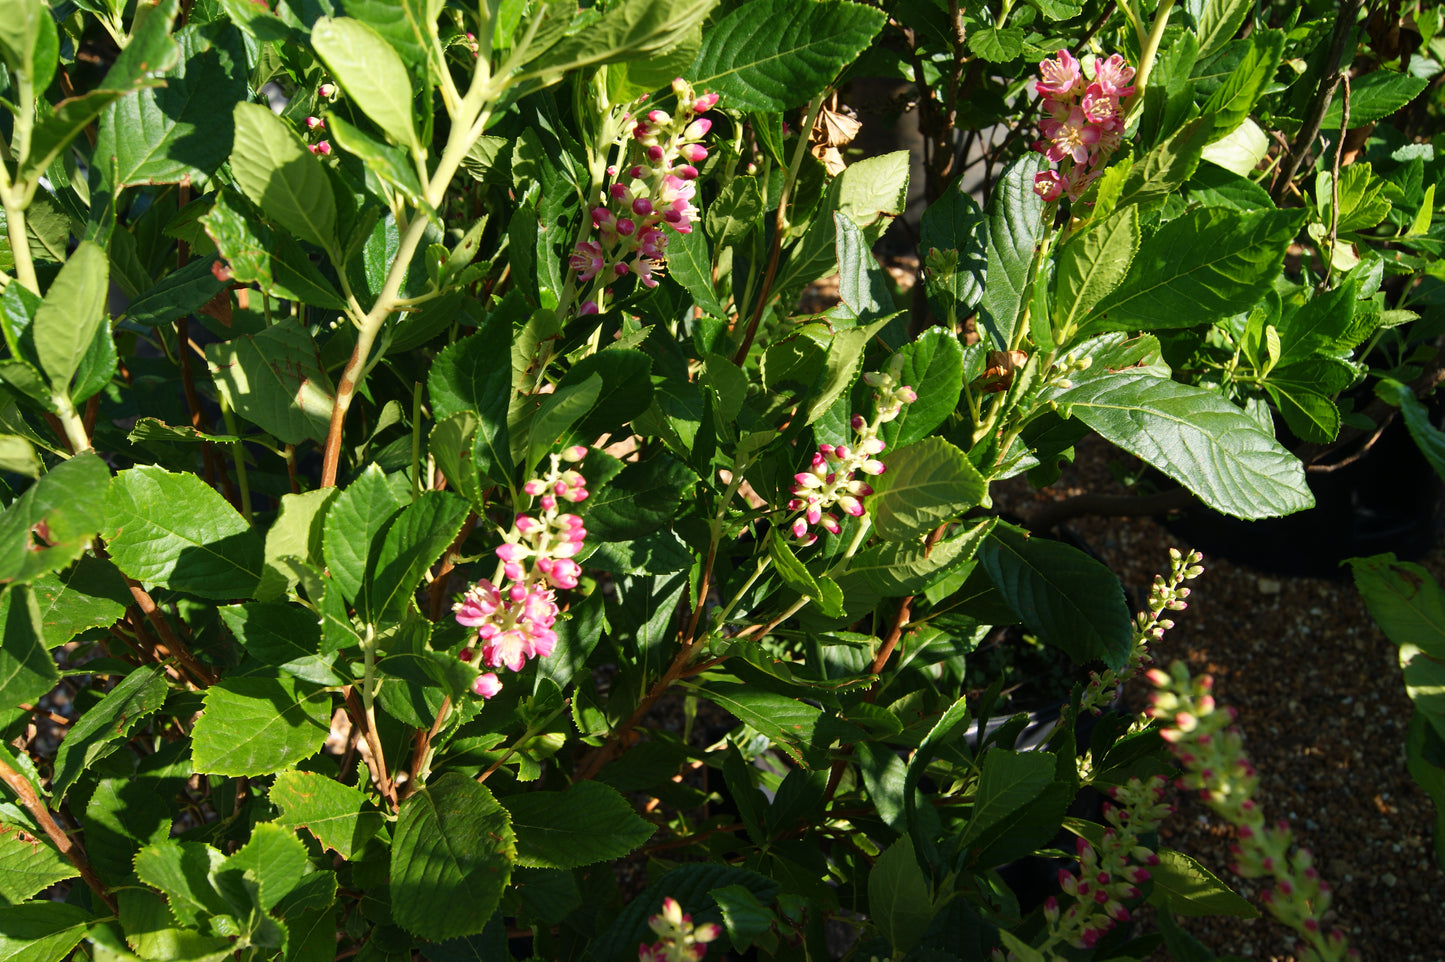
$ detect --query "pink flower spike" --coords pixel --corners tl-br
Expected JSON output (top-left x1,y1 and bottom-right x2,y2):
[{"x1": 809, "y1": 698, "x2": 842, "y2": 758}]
[{"x1": 472, "y1": 673, "x2": 502, "y2": 699}]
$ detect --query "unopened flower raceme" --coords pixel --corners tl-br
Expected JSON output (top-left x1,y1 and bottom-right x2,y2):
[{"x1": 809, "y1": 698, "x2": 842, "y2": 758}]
[
  {"x1": 1031, "y1": 50, "x2": 1135, "y2": 202},
  {"x1": 569, "y1": 79, "x2": 720, "y2": 299},
  {"x1": 637, "y1": 897, "x2": 721, "y2": 962},
  {"x1": 786, "y1": 356, "x2": 916, "y2": 545},
  {"x1": 1147, "y1": 663, "x2": 1356, "y2": 962},
  {"x1": 454, "y1": 446, "x2": 591, "y2": 700}
]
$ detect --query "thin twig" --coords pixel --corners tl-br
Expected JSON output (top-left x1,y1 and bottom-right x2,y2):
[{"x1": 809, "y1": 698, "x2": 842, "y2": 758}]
[
  {"x1": 343, "y1": 686, "x2": 398, "y2": 810},
  {"x1": 1271, "y1": 0, "x2": 1363, "y2": 203},
  {"x1": 122, "y1": 577, "x2": 217, "y2": 687},
  {"x1": 0, "y1": 755, "x2": 116, "y2": 912}
]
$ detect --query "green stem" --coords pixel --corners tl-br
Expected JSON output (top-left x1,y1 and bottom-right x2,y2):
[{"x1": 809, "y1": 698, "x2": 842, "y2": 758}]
[
  {"x1": 3, "y1": 196, "x2": 38, "y2": 293},
  {"x1": 217, "y1": 394, "x2": 252, "y2": 524},
  {"x1": 731, "y1": 92, "x2": 827, "y2": 365},
  {"x1": 51, "y1": 394, "x2": 92, "y2": 455},
  {"x1": 361, "y1": 623, "x2": 381, "y2": 743},
  {"x1": 410, "y1": 381, "x2": 424, "y2": 501},
  {"x1": 1127, "y1": 0, "x2": 1177, "y2": 121}
]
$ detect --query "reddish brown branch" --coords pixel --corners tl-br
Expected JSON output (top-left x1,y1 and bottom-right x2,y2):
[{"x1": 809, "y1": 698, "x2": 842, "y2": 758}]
[
  {"x1": 0, "y1": 755, "x2": 116, "y2": 912},
  {"x1": 343, "y1": 686, "x2": 398, "y2": 810},
  {"x1": 123, "y1": 577, "x2": 217, "y2": 687}
]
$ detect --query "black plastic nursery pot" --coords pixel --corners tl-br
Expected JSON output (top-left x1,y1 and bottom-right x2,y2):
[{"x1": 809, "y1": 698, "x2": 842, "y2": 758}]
[{"x1": 1160, "y1": 412, "x2": 1444, "y2": 578}]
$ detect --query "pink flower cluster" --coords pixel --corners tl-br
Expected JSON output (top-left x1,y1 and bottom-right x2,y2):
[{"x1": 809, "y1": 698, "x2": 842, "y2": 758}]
[
  {"x1": 1148, "y1": 662, "x2": 1356, "y2": 962},
  {"x1": 569, "y1": 79, "x2": 719, "y2": 302},
  {"x1": 637, "y1": 897, "x2": 721, "y2": 962},
  {"x1": 1042, "y1": 777, "x2": 1169, "y2": 951},
  {"x1": 454, "y1": 447, "x2": 591, "y2": 700},
  {"x1": 786, "y1": 359, "x2": 916, "y2": 546},
  {"x1": 1031, "y1": 50, "x2": 1135, "y2": 202}
]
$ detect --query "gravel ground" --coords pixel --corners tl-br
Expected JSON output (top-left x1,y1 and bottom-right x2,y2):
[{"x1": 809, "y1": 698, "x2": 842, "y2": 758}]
[{"x1": 995, "y1": 438, "x2": 1445, "y2": 962}]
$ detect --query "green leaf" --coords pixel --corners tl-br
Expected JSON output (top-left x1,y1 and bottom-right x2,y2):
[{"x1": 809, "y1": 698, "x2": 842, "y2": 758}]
[
  {"x1": 427, "y1": 315, "x2": 513, "y2": 485},
  {"x1": 205, "y1": 319, "x2": 336, "y2": 445},
  {"x1": 1118, "y1": 116, "x2": 1213, "y2": 208},
  {"x1": 1321, "y1": 70, "x2": 1428, "y2": 128},
  {"x1": 96, "y1": 24, "x2": 247, "y2": 190},
  {"x1": 1193, "y1": 0, "x2": 1253, "y2": 59},
  {"x1": 391, "y1": 773, "x2": 516, "y2": 941},
  {"x1": 1348, "y1": 554, "x2": 1445, "y2": 741},
  {"x1": 272, "y1": 770, "x2": 385, "y2": 861},
  {"x1": 321, "y1": 464, "x2": 404, "y2": 605},
  {"x1": 523, "y1": 0, "x2": 717, "y2": 80},
  {"x1": 978, "y1": 523, "x2": 1132, "y2": 669},
  {"x1": 668, "y1": 225, "x2": 726, "y2": 316},
  {"x1": 31, "y1": 555, "x2": 129, "y2": 646},
  {"x1": 708, "y1": 884, "x2": 774, "y2": 954},
  {"x1": 687, "y1": 0, "x2": 884, "y2": 111},
  {"x1": 51, "y1": 666, "x2": 168, "y2": 800},
  {"x1": 0, "y1": 586, "x2": 60, "y2": 708},
  {"x1": 0, "y1": 0, "x2": 59, "y2": 96},
  {"x1": 200, "y1": 191, "x2": 345, "y2": 309},
  {"x1": 115, "y1": 889, "x2": 233, "y2": 962},
  {"x1": 219, "y1": 603, "x2": 341, "y2": 686},
  {"x1": 541, "y1": 349, "x2": 653, "y2": 459},
  {"x1": 191, "y1": 677, "x2": 331, "y2": 776},
  {"x1": 0, "y1": 452, "x2": 110, "y2": 587},
  {"x1": 1088, "y1": 208, "x2": 1303, "y2": 330},
  {"x1": 229, "y1": 102, "x2": 337, "y2": 252},
  {"x1": 257, "y1": 488, "x2": 336, "y2": 603},
  {"x1": 1049, "y1": 370, "x2": 1313, "y2": 519},
  {"x1": 838, "y1": 151, "x2": 910, "y2": 231},
  {"x1": 867, "y1": 436, "x2": 987, "y2": 542},
  {"x1": 769, "y1": 536, "x2": 842, "y2": 616},
  {"x1": 706, "y1": 175, "x2": 763, "y2": 249},
  {"x1": 0, "y1": 902, "x2": 92, "y2": 962},
  {"x1": 1378, "y1": 378, "x2": 1445, "y2": 485},
  {"x1": 123, "y1": 256, "x2": 228, "y2": 328},
  {"x1": 326, "y1": 114, "x2": 425, "y2": 206},
  {"x1": 589, "y1": 865, "x2": 778, "y2": 962},
  {"x1": 700, "y1": 683, "x2": 828, "y2": 767},
  {"x1": 1319, "y1": 163, "x2": 1392, "y2": 234},
  {"x1": 501, "y1": 781, "x2": 654, "y2": 869},
  {"x1": 967, "y1": 25, "x2": 1024, "y2": 62},
  {"x1": 1054, "y1": 206, "x2": 1139, "y2": 339},
  {"x1": 868, "y1": 837, "x2": 932, "y2": 953},
  {"x1": 978, "y1": 154, "x2": 1047, "y2": 349},
  {"x1": 848, "y1": 517, "x2": 995, "y2": 595},
  {"x1": 20, "y1": 1, "x2": 182, "y2": 182},
  {"x1": 1202, "y1": 30, "x2": 1284, "y2": 140},
  {"x1": 834, "y1": 214, "x2": 895, "y2": 320},
  {"x1": 0, "y1": 436, "x2": 39, "y2": 478},
  {"x1": 959, "y1": 748, "x2": 1056, "y2": 847},
  {"x1": 1149, "y1": 848, "x2": 1259, "y2": 918},
  {"x1": 583, "y1": 452, "x2": 694, "y2": 541},
  {"x1": 105, "y1": 465, "x2": 263, "y2": 600},
  {"x1": 312, "y1": 17, "x2": 419, "y2": 152},
  {"x1": 0, "y1": 819, "x2": 75, "y2": 903},
  {"x1": 367, "y1": 491, "x2": 469, "y2": 622},
  {"x1": 132, "y1": 838, "x2": 230, "y2": 927},
  {"x1": 221, "y1": 822, "x2": 309, "y2": 911},
  {"x1": 919, "y1": 183, "x2": 987, "y2": 324},
  {"x1": 872, "y1": 326, "x2": 965, "y2": 444},
  {"x1": 1264, "y1": 381, "x2": 1340, "y2": 444},
  {"x1": 32, "y1": 242, "x2": 108, "y2": 395}
]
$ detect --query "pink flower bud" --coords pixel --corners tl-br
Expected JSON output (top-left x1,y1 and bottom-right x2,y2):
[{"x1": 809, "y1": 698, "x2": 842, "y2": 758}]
[
  {"x1": 646, "y1": 144, "x2": 665, "y2": 162},
  {"x1": 496, "y1": 543, "x2": 527, "y2": 563},
  {"x1": 684, "y1": 118, "x2": 712, "y2": 140},
  {"x1": 319, "y1": 83, "x2": 336, "y2": 98},
  {"x1": 632, "y1": 197, "x2": 654, "y2": 216},
  {"x1": 473, "y1": 673, "x2": 502, "y2": 698},
  {"x1": 680, "y1": 143, "x2": 708, "y2": 163},
  {"x1": 673, "y1": 164, "x2": 699, "y2": 180},
  {"x1": 305, "y1": 115, "x2": 324, "y2": 130},
  {"x1": 580, "y1": 300, "x2": 599, "y2": 315}
]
